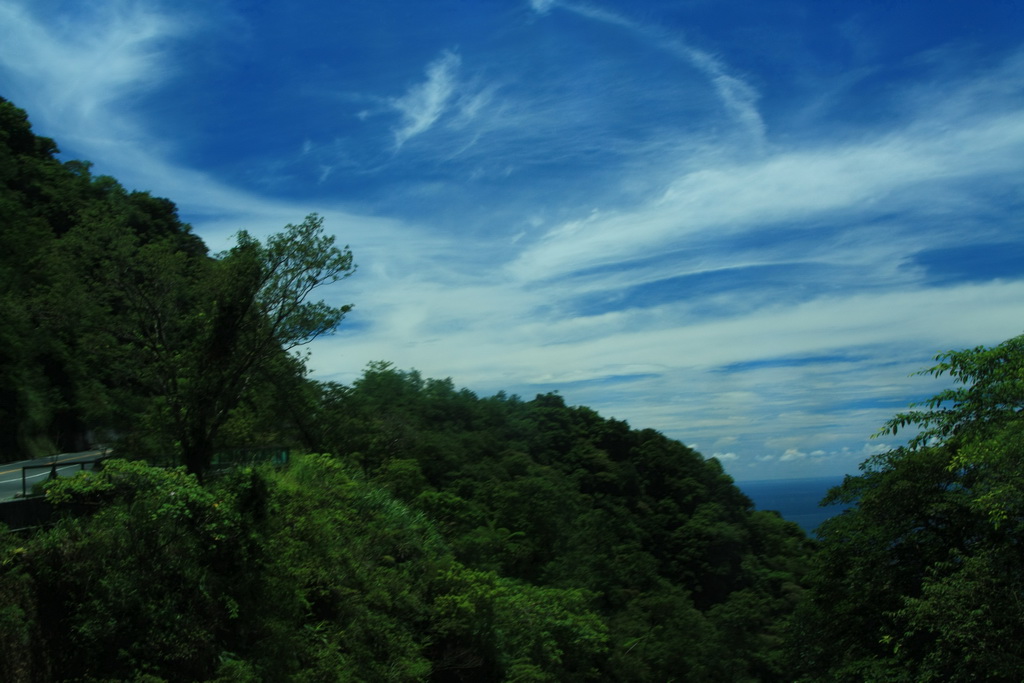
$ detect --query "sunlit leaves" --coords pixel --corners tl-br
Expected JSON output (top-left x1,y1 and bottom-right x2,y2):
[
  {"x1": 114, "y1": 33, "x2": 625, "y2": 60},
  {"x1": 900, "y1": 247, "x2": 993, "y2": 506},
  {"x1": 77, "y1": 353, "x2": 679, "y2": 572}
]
[
  {"x1": 799, "y1": 334, "x2": 1024, "y2": 681},
  {"x1": 877, "y1": 334, "x2": 1024, "y2": 448}
]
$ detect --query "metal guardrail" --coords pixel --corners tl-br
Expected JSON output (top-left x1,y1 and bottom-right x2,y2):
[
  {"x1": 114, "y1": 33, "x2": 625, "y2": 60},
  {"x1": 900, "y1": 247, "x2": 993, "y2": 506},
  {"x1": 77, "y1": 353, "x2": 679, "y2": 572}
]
[
  {"x1": 21, "y1": 459, "x2": 106, "y2": 497},
  {"x1": 2, "y1": 449, "x2": 289, "y2": 532}
]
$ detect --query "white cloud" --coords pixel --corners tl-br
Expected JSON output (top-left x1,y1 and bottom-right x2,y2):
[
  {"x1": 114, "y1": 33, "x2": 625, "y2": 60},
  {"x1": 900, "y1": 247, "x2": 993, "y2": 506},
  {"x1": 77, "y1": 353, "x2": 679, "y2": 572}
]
[
  {"x1": 452, "y1": 87, "x2": 496, "y2": 128},
  {"x1": 682, "y1": 48, "x2": 765, "y2": 148},
  {"x1": 0, "y1": 0, "x2": 186, "y2": 139},
  {"x1": 861, "y1": 442, "x2": 891, "y2": 456},
  {"x1": 529, "y1": 0, "x2": 557, "y2": 15},
  {"x1": 312, "y1": 270, "x2": 1024, "y2": 481},
  {"x1": 549, "y1": 2, "x2": 766, "y2": 147},
  {"x1": 390, "y1": 50, "x2": 463, "y2": 149},
  {"x1": 3, "y1": 1, "x2": 1021, "y2": 485},
  {"x1": 508, "y1": 107, "x2": 1024, "y2": 282},
  {"x1": 780, "y1": 449, "x2": 807, "y2": 462}
]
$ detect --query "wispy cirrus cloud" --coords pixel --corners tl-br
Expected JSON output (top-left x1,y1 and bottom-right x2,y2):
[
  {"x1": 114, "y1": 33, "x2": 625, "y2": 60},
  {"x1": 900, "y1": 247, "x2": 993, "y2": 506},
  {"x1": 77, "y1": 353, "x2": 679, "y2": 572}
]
[
  {"x1": 509, "y1": 100, "x2": 1024, "y2": 284},
  {"x1": 0, "y1": 0, "x2": 442, "y2": 257},
  {"x1": 390, "y1": 50, "x2": 464, "y2": 149},
  {"x1": 312, "y1": 47, "x2": 1024, "y2": 481},
  {"x1": 3, "y1": 0, "x2": 1021, "y2": 482},
  {"x1": 529, "y1": 0, "x2": 557, "y2": 15},
  {"x1": 531, "y1": 0, "x2": 766, "y2": 148},
  {"x1": 0, "y1": 0, "x2": 185, "y2": 137}
]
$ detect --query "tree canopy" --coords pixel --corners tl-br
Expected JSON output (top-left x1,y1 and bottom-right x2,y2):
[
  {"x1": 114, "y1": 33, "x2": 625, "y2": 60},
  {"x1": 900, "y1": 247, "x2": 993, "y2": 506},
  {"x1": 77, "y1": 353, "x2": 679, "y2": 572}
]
[
  {"x1": 794, "y1": 333, "x2": 1024, "y2": 681},
  {"x1": 66, "y1": 211, "x2": 354, "y2": 477},
  {"x1": 2, "y1": 94, "x2": 1022, "y2": 682},
  {"x1": 0, "y1": 96, "x2": 815, "y2": 681},
  {"x1": 0, "y1": 96, "x2": 354, "y2": 475}
]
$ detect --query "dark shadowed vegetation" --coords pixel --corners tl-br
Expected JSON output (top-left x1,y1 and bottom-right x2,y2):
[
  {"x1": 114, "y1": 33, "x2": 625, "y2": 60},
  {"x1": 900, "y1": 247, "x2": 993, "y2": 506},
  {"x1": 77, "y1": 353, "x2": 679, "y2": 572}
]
[{"x1": 1, "y1": 97, "x2": 1022, "y2": 681}]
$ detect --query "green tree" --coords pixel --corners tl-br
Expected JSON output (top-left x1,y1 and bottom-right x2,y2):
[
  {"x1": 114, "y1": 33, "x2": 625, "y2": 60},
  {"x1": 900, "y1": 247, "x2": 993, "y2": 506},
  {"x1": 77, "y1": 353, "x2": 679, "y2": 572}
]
[
  {"x1": 14, "y1": 461, "x2": 246, "y2": 680},
  {"x1": 795, "y1": 333, "x2": 1024, "y2": 681},
  {"x1": 0, "y1": 98, "x2": 99, "y2": 459},
  {"x1": 68, "y1": 213, "x2": 354, "y2": 477},
  {"x1": 310, "y1": 362, "x2": 814, "y2": 681}
]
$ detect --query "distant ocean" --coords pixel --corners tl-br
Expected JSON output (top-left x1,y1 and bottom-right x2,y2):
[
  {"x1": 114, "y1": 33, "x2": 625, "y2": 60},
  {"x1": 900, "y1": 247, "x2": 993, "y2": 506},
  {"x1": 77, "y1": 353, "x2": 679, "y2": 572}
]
[{"x1": 737, "y1": 476, "x2": 850, "y2": 536}]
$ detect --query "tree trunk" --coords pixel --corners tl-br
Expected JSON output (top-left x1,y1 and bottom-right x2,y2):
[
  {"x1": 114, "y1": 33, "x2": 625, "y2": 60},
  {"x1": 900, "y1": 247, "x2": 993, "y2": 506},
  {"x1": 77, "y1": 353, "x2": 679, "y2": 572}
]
[{"x1": 182, "y1": 432, "x2": 215, "y2": 482}]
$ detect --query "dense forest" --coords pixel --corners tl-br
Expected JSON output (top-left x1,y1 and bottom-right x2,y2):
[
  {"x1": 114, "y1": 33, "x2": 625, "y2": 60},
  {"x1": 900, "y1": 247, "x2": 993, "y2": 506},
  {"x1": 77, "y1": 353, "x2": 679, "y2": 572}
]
[{"x1": 1, "y1": 96, "x2": 1022, "y2": 681}]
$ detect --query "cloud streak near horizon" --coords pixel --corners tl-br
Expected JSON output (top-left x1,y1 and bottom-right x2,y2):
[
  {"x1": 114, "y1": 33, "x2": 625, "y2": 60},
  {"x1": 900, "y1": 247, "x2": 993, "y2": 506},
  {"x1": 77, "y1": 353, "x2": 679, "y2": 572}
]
[{"x1": 1, "y1": 0, "x2": 1022, "y2": 480}]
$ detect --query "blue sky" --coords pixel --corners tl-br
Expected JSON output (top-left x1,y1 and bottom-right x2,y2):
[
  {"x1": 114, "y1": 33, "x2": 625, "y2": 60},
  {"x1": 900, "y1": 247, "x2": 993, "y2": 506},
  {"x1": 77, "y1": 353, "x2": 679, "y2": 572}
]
[{"x1": 2, "y1": 0, "x2": 1022, "y2": 480}]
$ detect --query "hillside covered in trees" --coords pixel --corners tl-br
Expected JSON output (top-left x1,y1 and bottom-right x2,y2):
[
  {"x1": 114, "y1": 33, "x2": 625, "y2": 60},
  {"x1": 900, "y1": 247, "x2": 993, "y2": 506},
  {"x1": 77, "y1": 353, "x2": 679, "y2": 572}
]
[{"x1": 1, "y1": 97, "x2": 1023, "y2": 681}]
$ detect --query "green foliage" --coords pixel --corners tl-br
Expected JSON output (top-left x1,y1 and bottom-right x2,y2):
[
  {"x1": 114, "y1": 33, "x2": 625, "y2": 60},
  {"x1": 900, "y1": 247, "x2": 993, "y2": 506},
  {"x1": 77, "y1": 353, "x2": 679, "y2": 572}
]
[
  {"x1": 62, "y1": 211, "x2": 355, "y2": 476},
  {"x1": 430, "y1": 566, "x2": 608, "y2": 681},
  {"x1": 22, "y1": 461, "x2": 241, "y2": 680},
  {"x1": 309, "y1": 362, "x2": 814, "y2": 681},
  {"x1": 1, "y1": 455, "x2": 618, "y2": 681},
  {"x1": 0, "y1": 97, "x2": 100, "y2": 459},
  {"x1": 878, "y1": 335, "x2": 1024, "y2": 448},
  {"x1": 0, "y1": 98, "x2": 354, "y2": 471},
  {"x1": 795, "y1": 333, "x2": 1024, "y2": 682},
  {"x1": 0, "y1": 532, "x2": 36, "y2": 682},
  {"x1": 0, "y1": 367, "x2": 816, "y2": 682},
  {"x1": 0, "y1": 97, "x2": 816, "y2": 681}
]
